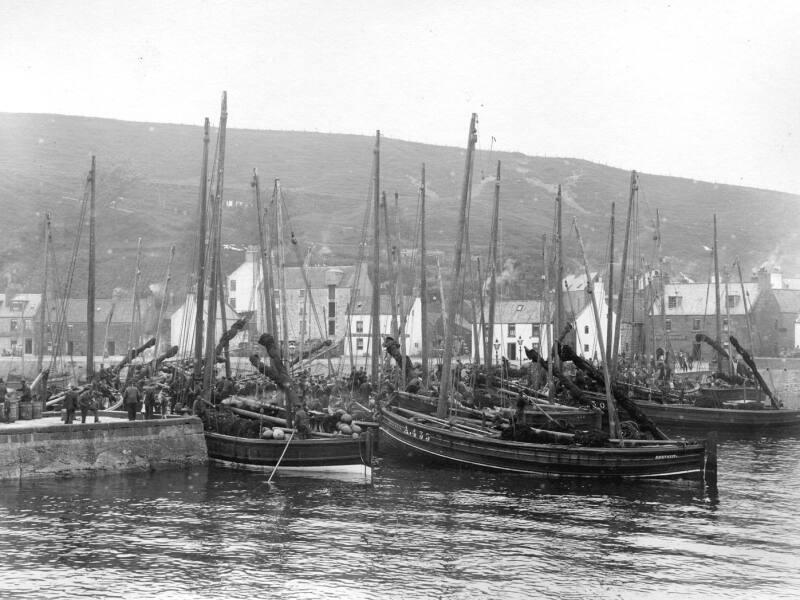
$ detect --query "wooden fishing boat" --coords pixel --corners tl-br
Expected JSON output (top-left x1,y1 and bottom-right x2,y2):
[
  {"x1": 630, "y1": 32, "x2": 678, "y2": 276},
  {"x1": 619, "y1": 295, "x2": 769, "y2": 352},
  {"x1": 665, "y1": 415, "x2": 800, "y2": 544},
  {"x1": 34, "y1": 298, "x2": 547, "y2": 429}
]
[
  {"x1": 378, "y1": 116, "x2": 715, "y2": 484},
  {"x1": 379, "y1": 405, "x2": 711, "y2": 480},
  {"x1": 186, "y1": 95, "x2": 374, "y2": 482},
  {"x1": 205, "y1": 429, "x2": 373, "y2": 482},
  {"x1": 629, "y1": 398, "x2": 800, "y2": 434}
]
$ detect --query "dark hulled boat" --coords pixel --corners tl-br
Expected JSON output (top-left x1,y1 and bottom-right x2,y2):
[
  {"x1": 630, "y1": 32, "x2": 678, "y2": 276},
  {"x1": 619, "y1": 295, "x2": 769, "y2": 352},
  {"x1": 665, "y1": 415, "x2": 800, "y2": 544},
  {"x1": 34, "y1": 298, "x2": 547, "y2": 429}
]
[
  {"x1": 629, "y1": 399, "x2": 800, "y2": 435},
  {"x1": 632, "y1": 336, "x2": 800, "y2": 436},
  {"x1": 205, "y1": 430, "x2": 373, "y2": 482},
  {"x1": 379, "y1": 405, "x2": 711, "y2": 481}
]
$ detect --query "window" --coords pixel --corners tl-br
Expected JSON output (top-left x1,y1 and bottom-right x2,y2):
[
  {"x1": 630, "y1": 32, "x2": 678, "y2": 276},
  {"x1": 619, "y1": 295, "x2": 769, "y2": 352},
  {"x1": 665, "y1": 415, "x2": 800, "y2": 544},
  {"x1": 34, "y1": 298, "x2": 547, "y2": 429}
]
[
  {"x1": 328, "y1": 320, "x2": 336, "y2": 336},
  {"x1": 299, "y1": 288, "x2": 305, "y2": 298},
  {"x1": 668, "y1": 296, "x2": 682, "y2": 309},
  {"x1": 727, "y1": 295, "x2": 739, "y2": 308},
  {"x1": 10, "y1": 320, "x2": 17, "y2": 331},
  {"x1": 356, "y1": 320, "x2": 364, "y2": 333},
  {"x1": 229, "y1": 298, "x2": 236, "y2": 310},
  {"x1": 584, "y1": 344, "x2": 589, "y2": 353},
  {"x1": 328, "y1": 285, "x2": 336, "y2": 300},
  {"x1": 508, "y1": 324, "x2": 516, "y2": 337},
  {"x1": 532, "y1": 323, "x2": 541, "y2": 337},
  {"x1": 328, "y1": 302, "x2": 336, "y2": 318},
  {"x1": 584, "y1": 325, "x2": 589, "y2": 334},
  {"x1": 356, "y1": 338, "x2": 364, "y2": 351},
  {"x1": 665, "y1": 319, "x2": 672, "y2": 332},
  {"x1": 229, "y1": 279, "x2": 236, "y2": 292},
  {"x1": 24, "y1": 339, "x2": 32, "y2": 354},
  {"x1": 107, "y1": 340, "x2": 115, "y2": 355},
  {"x1": 693, "y1": 319, "x2": 701, "y2": 331},
  {"x1": 723, "y1": 318, "x2": 729, "y2": 332},
  {"x1": 67, "y1": 340, "x2": 74, "y2": 355}
]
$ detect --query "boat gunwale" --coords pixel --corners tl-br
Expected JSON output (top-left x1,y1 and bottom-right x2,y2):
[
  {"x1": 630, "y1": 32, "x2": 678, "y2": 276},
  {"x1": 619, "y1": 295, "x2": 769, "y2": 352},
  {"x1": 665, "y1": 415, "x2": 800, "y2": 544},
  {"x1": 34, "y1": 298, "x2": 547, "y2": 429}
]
[{"x1": 381, "y1": 406, "x2": 706, "y2": 455}]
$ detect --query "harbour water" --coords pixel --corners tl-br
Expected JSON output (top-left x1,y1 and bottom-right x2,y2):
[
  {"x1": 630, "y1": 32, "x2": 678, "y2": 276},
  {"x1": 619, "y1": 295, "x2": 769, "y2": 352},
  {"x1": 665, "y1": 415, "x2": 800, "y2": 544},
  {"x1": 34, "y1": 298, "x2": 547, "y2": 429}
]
[{"x1": 1, "y1": 434, "x2": 799, "y2": 600}]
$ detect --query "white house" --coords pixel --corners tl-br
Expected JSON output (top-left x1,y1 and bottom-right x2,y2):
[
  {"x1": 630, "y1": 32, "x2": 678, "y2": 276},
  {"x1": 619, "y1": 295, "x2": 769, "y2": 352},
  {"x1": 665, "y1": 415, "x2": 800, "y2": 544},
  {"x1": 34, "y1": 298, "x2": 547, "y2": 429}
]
[
  {"x1": 470, "y1": 300, "x2": 550, "y2": 365},
  {"x1": 346, "y1": 296, "x2": 422, "y2": 359},
  {"x1": 226, "y1": 247, "x2": 372, "y2": 343},
  {"x1": 563, "y1": 273, "x2": 615, "y2": 361},
  {"x1": 470, "y1": 272, "x2": 615, "y2": 364},
  {"x1": 0, "y1": 293, "x2": 41, "y2": 356},
  {"x1": 169, "y1": 293, "x2": 245, "y2": 354}
]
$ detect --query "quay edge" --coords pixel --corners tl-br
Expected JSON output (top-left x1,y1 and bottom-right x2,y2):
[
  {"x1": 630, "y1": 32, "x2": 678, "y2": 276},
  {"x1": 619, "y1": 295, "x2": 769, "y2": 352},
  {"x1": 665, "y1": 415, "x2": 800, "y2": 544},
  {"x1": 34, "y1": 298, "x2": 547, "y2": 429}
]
[{"x1": 0, "y1": 415, "x2": 208, "y2": 480}]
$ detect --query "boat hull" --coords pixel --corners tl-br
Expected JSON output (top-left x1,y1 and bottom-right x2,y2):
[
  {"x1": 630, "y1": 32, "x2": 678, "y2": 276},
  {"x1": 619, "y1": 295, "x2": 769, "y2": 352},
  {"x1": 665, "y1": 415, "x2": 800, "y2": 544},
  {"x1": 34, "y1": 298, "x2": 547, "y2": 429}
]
[
  {"x1": 695, "y1": 386, "x2": 765, "y2": 404},
  {"x1": 632, "y1": 400, "x2": 800, "y2": 434},
  {"x1": 204, "y1": 431, "x2": 373, "y2": 482},
  {"x1": 379, "y1": 407, "x2": 709, "y2": 481}
]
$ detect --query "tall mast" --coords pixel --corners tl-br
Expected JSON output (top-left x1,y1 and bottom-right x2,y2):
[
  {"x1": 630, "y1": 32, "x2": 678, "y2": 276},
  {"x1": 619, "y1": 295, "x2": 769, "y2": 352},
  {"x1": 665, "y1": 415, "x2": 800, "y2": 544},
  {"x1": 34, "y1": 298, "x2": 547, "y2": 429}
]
[
  {"x1": 87, "y1": 155, "x2": 96, "y2": 379},
  {"x1": 193, "y1": 118, "x2": 210, "y2": 381},
  {"x1": 202, "y1": 92, "x2": 227, "y2": 401},
  {"x1": 656, "y1": 209, "x2": 668, "y2": 355},
  {"x1": 437, "y1": 113, "x2": 477, "y2": 419},
  {"x1": 611, "y1": 170, "x2": 637, "y2": 374},
  {"x1": 554, "y1": 185, "x2": 564, "y2": 362},
  {"x1": 370, "y1": 131, "x2": 381, "y2": 384},
  {"x1": 724, "y1": 266, "x2": 732, "y2": 376},
  {"x1": 574, "y1": 218, "x2": 621, "y2": 439},
  {"x1": 713, "y1": 213, "x2": 723, "y2": 372},
  {"x1": 419, "y1": 163, "x2": 429, "y2": 387},
  {"x1": 127, "y1": 237, "x2": 143, "y2": 355},
  {"x1": 274, "y1": 179, "x2": 290, "y2": 361},
  {"x1": 605, "y1": 202, "x2": 615, "y2": 367},
  {"x1": 543, "y1": 234, "x2": 554, "y2": 390},
  {"x1": 252, "y1": 170, "x2": 274, "y2": 336},
  {"x1": 37, "y1": 213, "x2": 50, "y2": 372},
  {"x1": 485, "y1": 160, "x2": 500, "y2": 370},
  {"x1": 382, "y1": 192, "x2": 398, "y2": 339}
]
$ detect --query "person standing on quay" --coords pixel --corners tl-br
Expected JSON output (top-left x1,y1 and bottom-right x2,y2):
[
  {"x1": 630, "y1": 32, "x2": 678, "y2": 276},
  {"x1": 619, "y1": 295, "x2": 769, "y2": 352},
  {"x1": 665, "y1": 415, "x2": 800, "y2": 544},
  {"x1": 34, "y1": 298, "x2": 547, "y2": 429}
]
[
  {"x1": 144, "y1": 386, "x2": 156, "y2": 420},
  {"x1": 64, "y1": 385, "x2": 79, "y2": 424},
  {"x1": 78, "y1": 383, "x2": 100, "y2": 423},
  {"x1": 124, "y1": 382, "x2": 140, "y2": 421}
]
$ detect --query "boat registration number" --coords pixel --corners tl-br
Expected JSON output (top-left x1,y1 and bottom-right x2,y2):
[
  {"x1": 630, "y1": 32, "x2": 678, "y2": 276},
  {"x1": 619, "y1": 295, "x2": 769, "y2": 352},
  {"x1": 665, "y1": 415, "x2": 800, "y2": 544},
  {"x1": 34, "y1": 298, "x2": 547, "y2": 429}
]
[
  {"x1": 404, "y1": 425, "x2": 431, "y2": 442},
  {"x1": 654, "y1": 454, "x2": 679, "y2": 460}
]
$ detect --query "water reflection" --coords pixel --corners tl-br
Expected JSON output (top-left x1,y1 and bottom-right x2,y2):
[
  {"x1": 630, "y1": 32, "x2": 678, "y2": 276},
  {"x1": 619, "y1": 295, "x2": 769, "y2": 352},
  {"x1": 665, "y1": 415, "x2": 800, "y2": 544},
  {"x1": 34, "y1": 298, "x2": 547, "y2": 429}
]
[{"x1": 1, "y1": 439, "x2": 799, "y2": 599}]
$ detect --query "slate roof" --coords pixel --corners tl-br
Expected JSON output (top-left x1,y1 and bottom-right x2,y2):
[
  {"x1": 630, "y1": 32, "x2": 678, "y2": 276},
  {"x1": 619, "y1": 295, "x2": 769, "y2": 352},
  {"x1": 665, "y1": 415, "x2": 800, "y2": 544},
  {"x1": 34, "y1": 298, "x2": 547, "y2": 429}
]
[
  {"x1": 651, "y1": 282, "x2": 760, "y2": 316},
  {"x1": 0, "y1": 294, "x2": 41, "y2": 319},
  {"x1": 772, "y1": 289, "x2": 800, "y2": 315}
]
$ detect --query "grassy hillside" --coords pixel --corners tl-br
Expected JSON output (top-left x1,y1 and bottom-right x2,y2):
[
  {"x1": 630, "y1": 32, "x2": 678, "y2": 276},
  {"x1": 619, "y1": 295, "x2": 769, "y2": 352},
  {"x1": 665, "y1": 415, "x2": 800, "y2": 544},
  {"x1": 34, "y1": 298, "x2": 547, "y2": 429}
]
[{"x1": 0, "y1": 112, "x2": 798, "y2": 300}]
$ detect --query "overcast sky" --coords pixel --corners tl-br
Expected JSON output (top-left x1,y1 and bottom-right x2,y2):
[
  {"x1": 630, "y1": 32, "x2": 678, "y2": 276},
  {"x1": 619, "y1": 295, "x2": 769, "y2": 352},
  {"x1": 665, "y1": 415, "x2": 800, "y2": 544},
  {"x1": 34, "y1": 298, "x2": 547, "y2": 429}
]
[{"x1": 2, "y1": 0, "x2": 799, "y2": 194}]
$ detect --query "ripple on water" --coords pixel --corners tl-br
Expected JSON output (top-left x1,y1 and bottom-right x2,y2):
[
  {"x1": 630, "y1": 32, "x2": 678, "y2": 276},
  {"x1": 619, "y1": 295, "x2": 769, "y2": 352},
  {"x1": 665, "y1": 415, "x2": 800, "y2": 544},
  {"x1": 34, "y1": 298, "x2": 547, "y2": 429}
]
[{"x1": 1, "y1": 439, "x2": 800, "y2": 599}]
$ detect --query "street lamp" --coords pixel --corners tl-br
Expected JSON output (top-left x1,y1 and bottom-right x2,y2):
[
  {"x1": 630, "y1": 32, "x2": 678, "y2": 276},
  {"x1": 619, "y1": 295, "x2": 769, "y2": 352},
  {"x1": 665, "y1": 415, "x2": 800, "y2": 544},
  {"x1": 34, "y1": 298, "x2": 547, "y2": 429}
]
[
  {"x1": 493, "y1": 339, "x2": 500, "y2": 366},
  {"x1": 517, "y1": 336, "x2": 523, "y2": 368}
]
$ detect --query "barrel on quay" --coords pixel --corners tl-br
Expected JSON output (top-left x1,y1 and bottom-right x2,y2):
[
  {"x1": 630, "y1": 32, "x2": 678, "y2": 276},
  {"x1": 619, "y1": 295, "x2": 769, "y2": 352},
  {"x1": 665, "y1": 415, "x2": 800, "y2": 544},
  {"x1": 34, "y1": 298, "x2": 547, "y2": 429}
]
[{"x1": 0, "y1": 414, "x2": 208, "y2": 480}]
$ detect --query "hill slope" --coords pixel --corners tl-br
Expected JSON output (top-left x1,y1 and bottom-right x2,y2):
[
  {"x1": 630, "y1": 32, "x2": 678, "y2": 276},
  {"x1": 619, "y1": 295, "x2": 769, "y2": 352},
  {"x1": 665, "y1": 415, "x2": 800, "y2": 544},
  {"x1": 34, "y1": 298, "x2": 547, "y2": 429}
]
[{"x1": 0, "y1": 112, "x2": 798, "y2": 298}]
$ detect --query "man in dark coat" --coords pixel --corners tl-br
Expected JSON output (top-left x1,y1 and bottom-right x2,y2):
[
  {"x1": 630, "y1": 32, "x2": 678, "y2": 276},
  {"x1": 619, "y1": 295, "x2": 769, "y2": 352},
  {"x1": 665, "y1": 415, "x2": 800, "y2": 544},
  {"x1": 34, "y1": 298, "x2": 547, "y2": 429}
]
[
  {"x1": 123, "y1": 383, "x2": 140, "y2": 421},
  {"x1": 78, "y1": 385, "x2": 100, "y2": 423},
  {"x1": 144, "y1": 386, "x2": 156, "y2": 420},
  {"x1": 64, "y1": 386, "x2": 79, "y2": 424}
]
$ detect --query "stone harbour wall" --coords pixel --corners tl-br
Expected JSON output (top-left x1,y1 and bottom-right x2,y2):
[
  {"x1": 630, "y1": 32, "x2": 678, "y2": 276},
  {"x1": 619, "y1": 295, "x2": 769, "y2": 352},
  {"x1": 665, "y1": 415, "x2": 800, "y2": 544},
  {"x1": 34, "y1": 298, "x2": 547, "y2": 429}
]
[{"x1": 0, "y1": 417, "x2": 208, "y2": 480}]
